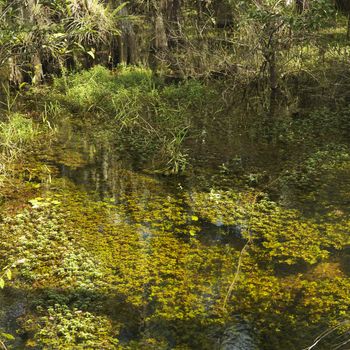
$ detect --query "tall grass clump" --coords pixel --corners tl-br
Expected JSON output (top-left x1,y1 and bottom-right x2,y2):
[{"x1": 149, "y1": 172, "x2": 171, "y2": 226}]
[
  {"x1": 48, "y1": 65, "x2": 218, "y2": 173},
  {"x1": 0, "y1": 113, "x2": 38, "y2": 155},
  {"x1": 53, "y1": 65, "x2": 154, "y2": 113},
  {"x1": 0, "y1": 113, "x2": 40, "y2": 186}
]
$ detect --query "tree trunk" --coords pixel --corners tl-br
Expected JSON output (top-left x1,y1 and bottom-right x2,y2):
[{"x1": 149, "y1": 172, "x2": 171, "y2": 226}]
[
  {"x1": 27, "y1": 0, "x2": 44, "y2": 83},
  {"x1": 150, "y1": 9, "x2": 168, "y2": 71},
  {"x1": 167, "y1": 0, "x2": 181, "y2": 48},
  {"x1": 155, "y1": 14, "x2": 168, "y2": 50},
  {"x1": 32, "y1": 53, "x2": 44, "y2": 84},
  {"x1": 268, "y1": 49, "x2": 278, "y2": 119},
  {"x1": 262, "y1": 27, "x2": 280, "y2": 120},
  {"x1": 8, "y1": 57, "x2": 24, "y2": 86},
  {"x1": 116, "y1": 4, "x2": 137, "y2": 65}
]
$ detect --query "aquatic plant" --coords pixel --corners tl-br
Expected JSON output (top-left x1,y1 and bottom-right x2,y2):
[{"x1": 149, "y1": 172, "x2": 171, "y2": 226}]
[
  {"x1": 24, "y1": 304, "x2": 119, "y2": 349},
  {"x1": 0, "y1": 174, "x2": 349, "y2": 349}
]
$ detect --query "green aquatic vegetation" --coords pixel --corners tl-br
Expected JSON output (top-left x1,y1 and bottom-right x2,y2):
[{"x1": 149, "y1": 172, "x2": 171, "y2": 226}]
[
  {"x1": 297, "y1": 277, "x2": 350, "y2": 322},
  {"x1": 62, "y1": 187, "x2": 236, "y2": 321},
  {"x1": 0, "y1": 192, "x2": 118, "y2": 347},
  {"x1": 0, "y1": 208, "x2": 99, "y2": 288},
  {"x1": 188, "y1": 190, "x2": 253, "y2": 228},
  {"x1": 289, "y1": 108, "x2": 350, "y2": 144},
  {"x1": 0, "y1": 180, "x2": 235, "y2": 347},
  {"x1": 113, "y1": 192, "x2": 201, "y2": 236},
  {"x1": 278, "y1": 143, "x2": 350, "y2": 214},
  {"x1": 281, "y1": 144, "x2": 350, "y2": 187},
  {"x1": 189, "y1": 189, "x2": 349, "y2": 265},
  {"x1": 0, "y1": 173, "x2": 349, "y2": 349},
  {"x1": 25, "y1": 304, "x2": 119, "y2": 349}
]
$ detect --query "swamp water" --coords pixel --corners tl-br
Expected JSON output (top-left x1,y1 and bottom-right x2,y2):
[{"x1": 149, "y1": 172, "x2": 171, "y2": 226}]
[{"x1": 0, "y1": 116, "x2": 350, "y2": 350}]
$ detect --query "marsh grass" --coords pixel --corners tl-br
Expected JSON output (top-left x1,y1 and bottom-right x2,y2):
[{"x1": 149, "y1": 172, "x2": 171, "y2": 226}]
[
  {"x1": 0, "y1": 112, "x2": 51, "y2": 188},
  {"x1": 0, "y1": 113, "x2": 38, "y2": 156},
  {"x1": 43, "y1": 65, "x2": 218, "y2": 174}
]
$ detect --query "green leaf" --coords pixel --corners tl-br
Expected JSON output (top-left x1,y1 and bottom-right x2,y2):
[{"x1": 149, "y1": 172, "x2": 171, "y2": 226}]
[
  {"x1": 87, "y1": 50, "x2": 95, "y2": 59},
  {"x1": 29, "y1": 199, "x2": 41, "y2": 208},
  {"x1": 19, "y1": 82, "x2": 28, "y2": 90},
  {"x1": 53, "y1": 33, "x2": 65, "y2": 38},
  {"x1": 112, "y1": 2, "x2": 129, "y2": 17},
  {"x1": 0, "y1": 332, "x2": 15, "y2": 341},
  {"x1": 6, "y1": 269, "x2": 11, "y2": 280},
  {"x1": 0, "y1": 278, "x2": 4, "y2": 289}
]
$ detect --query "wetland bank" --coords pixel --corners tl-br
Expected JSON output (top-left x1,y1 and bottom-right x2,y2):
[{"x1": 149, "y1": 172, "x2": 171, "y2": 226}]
[{"x1": 1, "y1": 1, "x2": 350, "y2": 349}]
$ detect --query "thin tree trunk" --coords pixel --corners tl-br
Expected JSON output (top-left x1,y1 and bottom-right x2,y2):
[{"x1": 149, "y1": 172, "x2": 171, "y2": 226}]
[
  {"x1": 269, "y1": 49, "x2": 278, "y2": 118},
  {"x1": 117, "y1": 35, "x2": 127, "y2": 64},
  {"x1": 168, "y1": 0, "x2": 181, "y2": 48},
  {"x1": 117, "y1": 4, "x2": 137, "y2": 65},
  {"x1": 8, "y1": 57, "x2": 23, "y2": 86},
  {"x1": 27, "y1": 0, "x2": 44, "y2": 83},
  {"x1": 155, "y1": 14, "x2": 168, "y2": 51},
  {"x1": 32, "y1": 53, "x2": 44, "y2": 84},
  {"x1": 197, "y1": 0, "x2": 203, "y2": 23},
  {"x1": 150, "y1": 10, "x2": 168, "y2": 71}
]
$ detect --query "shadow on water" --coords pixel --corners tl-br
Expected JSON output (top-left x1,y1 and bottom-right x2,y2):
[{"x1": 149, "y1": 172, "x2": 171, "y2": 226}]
[
  {"x1": 0, "y1": 286, "x2": 144, "y2": 347},
  {"x1": 198, "y1": 221, "x2": 247, "y2": 250},
  {"x1": 1, "y1": 286, "x2": 252, "y2": 350}
]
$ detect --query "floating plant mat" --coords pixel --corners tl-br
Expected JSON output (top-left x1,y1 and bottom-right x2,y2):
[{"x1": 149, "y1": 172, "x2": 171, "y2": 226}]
[{"x1": 0, "y1": 167, "x2": 349, "y2": 349}]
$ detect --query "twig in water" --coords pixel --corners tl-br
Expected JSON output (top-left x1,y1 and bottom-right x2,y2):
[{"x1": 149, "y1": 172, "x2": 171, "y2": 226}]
[
  {"x1": 302, "y1": 321, "x2": 350, "y2": 350},
  {"x1": 0, "y1": 340, "x2": 8, "y2": 350},
  {"x1": 222, "y1": 193, "x2": 259, "y2": 311}
]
